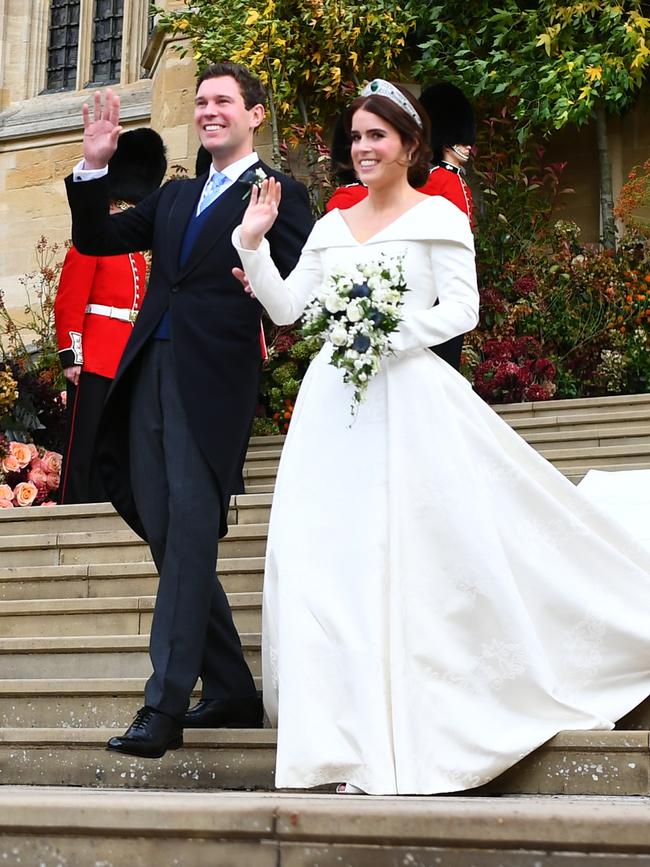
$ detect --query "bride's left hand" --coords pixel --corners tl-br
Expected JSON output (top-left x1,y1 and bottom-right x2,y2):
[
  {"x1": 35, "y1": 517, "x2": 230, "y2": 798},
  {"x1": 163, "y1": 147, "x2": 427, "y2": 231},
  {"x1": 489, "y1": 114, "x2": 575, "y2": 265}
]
[{"x1": 240, "y1": 177, "x2": 282, "y2": 250}]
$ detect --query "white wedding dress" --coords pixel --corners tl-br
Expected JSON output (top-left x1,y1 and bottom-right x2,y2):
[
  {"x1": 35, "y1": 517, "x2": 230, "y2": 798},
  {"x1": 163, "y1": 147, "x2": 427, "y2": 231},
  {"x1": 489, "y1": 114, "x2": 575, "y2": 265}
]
[{"x1": 233, "y1": 196, "x2": 650, "y2": 795}]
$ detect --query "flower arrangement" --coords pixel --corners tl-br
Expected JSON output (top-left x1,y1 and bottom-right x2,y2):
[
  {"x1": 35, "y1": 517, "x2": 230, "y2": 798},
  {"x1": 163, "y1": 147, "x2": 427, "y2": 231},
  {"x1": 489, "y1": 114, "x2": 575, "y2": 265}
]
[
  {"x1": 472, "y1": 337, "x2": 557, "y2": 404},
  {"x1": 0, "y1": 238, "x2": 67, "y2": 452},
  {"x1": 0, "y1": 436, "x2": 62, "y2": 507},
  {"x1": 273, "y1": 398, "x2": 295, "y2": 434},
  {"x1": 301, "y1": 255, "x2": 409, "y2": 411}
]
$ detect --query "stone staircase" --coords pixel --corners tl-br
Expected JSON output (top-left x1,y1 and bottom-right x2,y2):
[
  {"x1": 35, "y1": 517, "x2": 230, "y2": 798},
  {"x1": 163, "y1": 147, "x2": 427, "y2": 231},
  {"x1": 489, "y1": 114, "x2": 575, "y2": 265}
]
[{"x1": 1, "y1": 393, "x2": 649, "y2": 864}]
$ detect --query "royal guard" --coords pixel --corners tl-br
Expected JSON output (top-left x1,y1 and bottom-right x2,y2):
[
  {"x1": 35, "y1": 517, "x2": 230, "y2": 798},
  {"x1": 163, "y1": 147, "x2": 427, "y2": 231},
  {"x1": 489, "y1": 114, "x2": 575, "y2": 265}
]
[
  {"x1": 325, "y1": 81, "x2": 476, "y2": 369},
  {"x1": 56, "y1": 128, "x2": 167, "y2": 504},
  {"x1": 418, "y1": 82, "x2": 476, "y2": 226}
]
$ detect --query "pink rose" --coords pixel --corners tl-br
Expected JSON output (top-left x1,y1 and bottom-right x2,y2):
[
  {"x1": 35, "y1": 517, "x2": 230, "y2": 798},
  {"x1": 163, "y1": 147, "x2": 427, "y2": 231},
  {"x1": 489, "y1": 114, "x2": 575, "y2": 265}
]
[
  {"x1": 28, "y1": 466, "x2": 48, "y2": 487},
  {"x1": 1, "y1": 454, "x2": 19, "y2": 473},
  {"x1": 9, "y1": 442, "x2": 32, "y2": 469},
  {"x1": 41, "y1": 500, "x2": 57, "y2": 506},
  {"x1": 0, "y1": 484, "x2": 12, "y2": 500},
  {"x1": 27, "y1": 443, "x2": 39, "y2": 461},
  {"x1": 46, "y1": 473, "x2": 61, "y2": 492},
  {"x1": 0, "y1": 498, "x2": 14, "y2": 509},
  {"x1": 41, "y1": 451, "x2": 62, "y2": 475},
  {"x1": 13, "y1": 481, "x2": 38, "y2": 507}
]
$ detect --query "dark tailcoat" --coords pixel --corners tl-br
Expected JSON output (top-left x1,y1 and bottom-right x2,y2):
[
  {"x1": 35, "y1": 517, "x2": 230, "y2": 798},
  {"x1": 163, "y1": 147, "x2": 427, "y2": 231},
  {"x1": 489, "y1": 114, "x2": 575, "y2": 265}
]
[{"x1": 65, "y1": 163, "x2": 314, "y2": 539}]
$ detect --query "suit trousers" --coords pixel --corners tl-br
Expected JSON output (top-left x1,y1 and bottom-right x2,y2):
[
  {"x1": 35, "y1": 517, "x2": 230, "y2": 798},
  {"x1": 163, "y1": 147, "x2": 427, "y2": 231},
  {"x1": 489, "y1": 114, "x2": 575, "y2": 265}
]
[{"x1": 129, "y1": 339, "x2": 257, "y2": 718}]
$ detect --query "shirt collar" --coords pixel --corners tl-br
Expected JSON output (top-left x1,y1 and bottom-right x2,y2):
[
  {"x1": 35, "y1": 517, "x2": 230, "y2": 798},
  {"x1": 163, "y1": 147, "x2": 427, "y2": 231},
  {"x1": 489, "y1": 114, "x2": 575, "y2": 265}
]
[{"x1": 207, "y1": 151, "x2": 259, "y2": 182}]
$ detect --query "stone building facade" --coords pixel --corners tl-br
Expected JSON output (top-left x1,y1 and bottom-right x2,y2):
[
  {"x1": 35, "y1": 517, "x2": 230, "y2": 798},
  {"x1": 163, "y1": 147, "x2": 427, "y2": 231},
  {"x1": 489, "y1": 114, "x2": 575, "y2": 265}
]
[{"x1": 0, "y1": 1, "x2": 647, "y2": 320}]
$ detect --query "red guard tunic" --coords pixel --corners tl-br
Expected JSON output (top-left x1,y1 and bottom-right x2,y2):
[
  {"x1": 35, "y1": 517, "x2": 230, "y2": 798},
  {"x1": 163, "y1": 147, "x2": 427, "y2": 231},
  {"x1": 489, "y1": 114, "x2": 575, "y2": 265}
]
[
  {"x1": 55, "y1": 246, "x2": 147, "y2": 504},
  {"x1": 326, "y1": 163, "x2": 474, "y2": 226},
  {"x1": 55, "y1": 246, "x2": 147, "y2": 377}
]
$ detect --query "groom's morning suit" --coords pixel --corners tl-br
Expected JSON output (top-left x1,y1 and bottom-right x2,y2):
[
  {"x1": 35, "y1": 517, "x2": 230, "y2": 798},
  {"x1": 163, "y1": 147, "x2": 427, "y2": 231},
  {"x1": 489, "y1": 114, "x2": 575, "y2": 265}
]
[{"x1": 65, "y1": 157, "x2": 313, "y2": 719}]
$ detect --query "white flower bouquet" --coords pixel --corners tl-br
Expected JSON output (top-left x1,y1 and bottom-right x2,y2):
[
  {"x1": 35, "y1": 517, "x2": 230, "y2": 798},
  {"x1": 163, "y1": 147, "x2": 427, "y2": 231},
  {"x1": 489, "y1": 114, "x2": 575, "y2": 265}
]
[{"x1": 301, "y1": 254, "x2": 409, "y2": 411}]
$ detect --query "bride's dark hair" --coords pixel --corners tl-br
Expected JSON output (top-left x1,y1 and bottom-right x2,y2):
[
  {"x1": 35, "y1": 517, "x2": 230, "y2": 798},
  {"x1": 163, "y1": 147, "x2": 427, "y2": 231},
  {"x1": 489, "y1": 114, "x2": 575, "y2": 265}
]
[{"x1": 343, "y1": 85, "x2": 432, "y2": 187}]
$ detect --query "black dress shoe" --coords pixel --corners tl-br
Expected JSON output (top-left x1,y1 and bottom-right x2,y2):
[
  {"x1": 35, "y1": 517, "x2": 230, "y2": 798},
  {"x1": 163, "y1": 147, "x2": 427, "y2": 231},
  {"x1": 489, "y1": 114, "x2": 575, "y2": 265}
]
[
  {"x1": 107, "y1": 706, "x2": 183, "y2": 758},
  {"x1": 183, "y1": 695, "x2": 263, "y2": 728}
]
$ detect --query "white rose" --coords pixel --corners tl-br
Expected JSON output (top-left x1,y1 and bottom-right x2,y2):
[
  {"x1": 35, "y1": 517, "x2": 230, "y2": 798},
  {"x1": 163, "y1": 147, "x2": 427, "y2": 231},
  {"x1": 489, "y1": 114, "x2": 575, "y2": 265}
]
[
  {"x1": 346, "y1": 300, "x2": 363, "y2": 322},
  {"x1": 330, "y1": 324, "x2": 348, "y2": 346},
  {"x1": 325, "y1": 294, "x2": 347, "y2": 314}
]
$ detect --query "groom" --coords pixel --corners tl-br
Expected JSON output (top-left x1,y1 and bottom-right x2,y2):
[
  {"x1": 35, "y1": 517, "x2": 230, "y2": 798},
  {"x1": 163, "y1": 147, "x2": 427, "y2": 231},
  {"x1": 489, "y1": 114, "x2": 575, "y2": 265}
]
[{"x1": 65, "y1": 62, "x2": 313, "y2": 758}]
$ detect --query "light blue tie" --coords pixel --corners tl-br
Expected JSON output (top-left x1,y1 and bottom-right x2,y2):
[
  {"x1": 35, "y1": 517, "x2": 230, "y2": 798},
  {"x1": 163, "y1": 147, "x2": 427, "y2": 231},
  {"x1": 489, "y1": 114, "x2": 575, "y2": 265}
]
[{"x1": 197, "y1": 171, "x2": 228, "y2": 215}]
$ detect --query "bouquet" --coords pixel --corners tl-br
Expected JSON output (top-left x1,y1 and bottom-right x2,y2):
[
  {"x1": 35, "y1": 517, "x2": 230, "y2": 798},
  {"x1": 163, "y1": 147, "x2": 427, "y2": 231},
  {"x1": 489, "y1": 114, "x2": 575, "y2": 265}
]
[
  {"x1": 0, "y1": 437, "x2": 61, "y2": 507},
  {"x1": 301, "y1": 254, "x2": 409, "y2": 412}
]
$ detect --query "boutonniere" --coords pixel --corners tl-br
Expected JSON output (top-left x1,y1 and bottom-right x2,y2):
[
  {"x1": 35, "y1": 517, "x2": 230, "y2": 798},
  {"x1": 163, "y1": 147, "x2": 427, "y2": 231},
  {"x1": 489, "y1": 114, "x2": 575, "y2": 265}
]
[{"x1": 240, "y1": 166, "x2": 268, "y2": 200}]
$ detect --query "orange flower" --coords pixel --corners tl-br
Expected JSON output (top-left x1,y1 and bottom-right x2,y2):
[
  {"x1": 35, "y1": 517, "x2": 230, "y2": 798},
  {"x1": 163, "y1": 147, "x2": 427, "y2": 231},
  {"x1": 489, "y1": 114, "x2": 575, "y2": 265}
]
[
  {"x1": 13, "y1": 481, "x2": 37, "y2": 507},
  {"x1": 40, "y1": 451, "x2": 62, "y2": 475},
  {"x1": 0, "y1": 484, "x2": 12, "y2": 500},
  {"x1": 1, "y1": 454, "x2": 19, "y2": 473},
  {"x1": 9, "y1": 441, "x2": 31, "y2": 469}
]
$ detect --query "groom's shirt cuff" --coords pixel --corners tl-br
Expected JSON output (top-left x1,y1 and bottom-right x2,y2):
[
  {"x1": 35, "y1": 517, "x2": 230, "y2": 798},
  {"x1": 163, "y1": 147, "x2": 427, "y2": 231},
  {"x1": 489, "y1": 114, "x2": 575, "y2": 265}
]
[{"x1": 72, "y1": 160, "x2": 109, "y2": 181}]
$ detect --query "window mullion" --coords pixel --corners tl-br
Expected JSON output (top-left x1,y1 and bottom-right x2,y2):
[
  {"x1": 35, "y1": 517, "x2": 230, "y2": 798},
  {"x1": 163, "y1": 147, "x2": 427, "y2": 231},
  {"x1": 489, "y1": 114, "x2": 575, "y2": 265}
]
[{"x1": 76, "y1": 0, "x2": 94, "y2": 90}]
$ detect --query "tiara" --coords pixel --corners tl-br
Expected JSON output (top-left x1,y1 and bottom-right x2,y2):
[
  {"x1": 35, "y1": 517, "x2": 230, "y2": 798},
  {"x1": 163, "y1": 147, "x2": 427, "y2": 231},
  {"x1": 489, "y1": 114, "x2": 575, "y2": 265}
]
[{"x1": 360, "y1": 79, "x2": 423, "y2": 129}]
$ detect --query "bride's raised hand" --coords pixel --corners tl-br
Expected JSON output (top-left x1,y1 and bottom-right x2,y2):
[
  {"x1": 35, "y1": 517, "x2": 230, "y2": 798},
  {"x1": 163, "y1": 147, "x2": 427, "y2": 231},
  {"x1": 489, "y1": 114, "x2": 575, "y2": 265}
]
[
  {"x1": 82, "y1": 88, "x2": 123, "y2": 170},
  {"x1": 240, "y1": 178, "x2": 282, "y2": 250}
]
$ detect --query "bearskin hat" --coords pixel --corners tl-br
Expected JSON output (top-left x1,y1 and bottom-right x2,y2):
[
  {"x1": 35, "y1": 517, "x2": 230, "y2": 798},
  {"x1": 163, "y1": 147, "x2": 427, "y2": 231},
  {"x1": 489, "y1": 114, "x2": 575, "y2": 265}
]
[
  {"x1": 329, "y1": 111, "x2": 357, "y2": 185},
  {"x1": 419, "y1": 82, "x2": 476, "y2": 163},
  {"x1": 108, "y1": 128, "x2": 167, "y2": 204}
]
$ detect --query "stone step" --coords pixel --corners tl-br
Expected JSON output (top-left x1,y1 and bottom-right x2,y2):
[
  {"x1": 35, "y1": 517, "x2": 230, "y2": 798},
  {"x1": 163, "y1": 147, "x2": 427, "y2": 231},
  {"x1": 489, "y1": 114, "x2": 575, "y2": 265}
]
[
  {"x1": 540, "y1": 442, "x2": 650, "y2": 469},
  {"x1": 0, "y1": 523, "x2": 269, "y2": 568},
  {"x1": 243, "y1": 466, "x2": 279, "y2": 484},
  {"x1": 248, "y1": 434, "x2": 285, "y2": 450},
  {"x1": 0, "y1": 592, "x2": 261, "y2": 638},
  {"x1": 494, "y1": 392, "x2": 650, "y2": 419},
  {"x1": 0, "y1": 728, "x2": 647, "y2": 795},
  {"x1": 524, "y1": 424, "x2": 650, "y2": 450},
  {"x1": 0, "y1": 633, "x2": 261, "y2": 679},
  {"x1": 0, "y1": 678, "x2": 264, "y2": 729},
  {"x1": 1, "y1": 676, "x2": 646, "y2": 731},
  {"x1": 246, "y1": 482, "x2": 275, "y2": 494},
  {"x1": 0, "y1": 556, "x2": 264, "y2": 601},
  {"x1": 0, "y1": 493, "x2": 273, "y2": 536},
  {"x1": 242, "y1": 448, "x2": 283, "y2": 470},
  {"x1": 508, "y1": 408, "x2": 650, "y2": 436},
  {"x1": 1, "y1": 789, "x2": 649, "y2": 867}
]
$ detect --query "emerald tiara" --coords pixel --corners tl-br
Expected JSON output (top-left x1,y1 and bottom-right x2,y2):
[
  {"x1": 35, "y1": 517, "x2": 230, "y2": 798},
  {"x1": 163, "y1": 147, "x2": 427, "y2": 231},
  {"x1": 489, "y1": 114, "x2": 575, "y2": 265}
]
[{"x1": 360, "y1": 79, "x2": 423, "y2": 129}]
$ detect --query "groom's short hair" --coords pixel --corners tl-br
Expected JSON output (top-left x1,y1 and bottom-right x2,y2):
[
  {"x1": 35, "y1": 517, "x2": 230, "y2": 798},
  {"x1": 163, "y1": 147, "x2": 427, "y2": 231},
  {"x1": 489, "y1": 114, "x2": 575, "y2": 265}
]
[{"x1": 196, "y1": 62, "x2": 267, "y2": 110}]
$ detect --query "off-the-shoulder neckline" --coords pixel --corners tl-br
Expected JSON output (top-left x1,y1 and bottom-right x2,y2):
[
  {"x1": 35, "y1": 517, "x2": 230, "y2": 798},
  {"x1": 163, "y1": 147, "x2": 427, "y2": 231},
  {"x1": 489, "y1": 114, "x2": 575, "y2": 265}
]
[{"x1": 333, "y1": 196, "x2": 434, "y2": 246}]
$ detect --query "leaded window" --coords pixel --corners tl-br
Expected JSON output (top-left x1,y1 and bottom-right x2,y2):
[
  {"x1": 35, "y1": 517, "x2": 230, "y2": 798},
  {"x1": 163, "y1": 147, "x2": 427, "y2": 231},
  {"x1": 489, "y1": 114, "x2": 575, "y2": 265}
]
[
  {"x1": 45, "y1": 0, "x2": 81, "y2": 92},
  {"x1": 90, "y1": 0, "x2": 124, "y2": 85}
]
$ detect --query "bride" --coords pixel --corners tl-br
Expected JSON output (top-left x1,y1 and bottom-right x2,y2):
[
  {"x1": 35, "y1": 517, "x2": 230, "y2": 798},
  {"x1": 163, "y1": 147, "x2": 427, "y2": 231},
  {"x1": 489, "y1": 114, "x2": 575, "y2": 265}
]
[{"x1": 231, "y1": 79, "x2": 650, "y2": 795}]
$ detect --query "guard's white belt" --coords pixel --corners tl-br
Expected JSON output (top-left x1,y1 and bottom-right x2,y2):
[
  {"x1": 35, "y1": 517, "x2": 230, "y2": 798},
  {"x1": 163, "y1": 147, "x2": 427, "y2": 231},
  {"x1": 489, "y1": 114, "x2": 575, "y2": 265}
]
[{"x1": 85, "y1": 304, "x2": 137, "y2": 323}]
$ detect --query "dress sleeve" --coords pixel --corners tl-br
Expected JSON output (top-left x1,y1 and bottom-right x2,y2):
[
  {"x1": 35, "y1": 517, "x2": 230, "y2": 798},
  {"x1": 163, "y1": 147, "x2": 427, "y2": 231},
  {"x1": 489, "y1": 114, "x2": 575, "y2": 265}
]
[
  {"x1": 390, "y1": 237, "x2": 479, "y2": 352},
  {"x1": 54, "y1": 246, "x2": 98, "y2": 367},
  {"x1": 232, "y1": 227, "x2": 322, "y2": 326}
]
